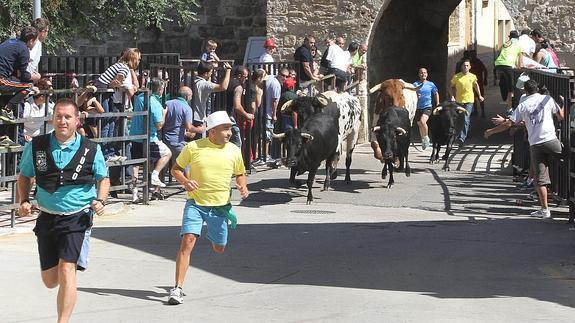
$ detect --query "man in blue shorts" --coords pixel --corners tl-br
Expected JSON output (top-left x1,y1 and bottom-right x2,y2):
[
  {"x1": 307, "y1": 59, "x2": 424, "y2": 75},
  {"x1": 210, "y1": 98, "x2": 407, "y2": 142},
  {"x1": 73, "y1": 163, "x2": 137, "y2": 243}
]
[
  {"x1": 413, "y1": 67, "x2": 439, "y2": 150},
  {"x1": 17, "y1": 98, "x2": 109, "y2": 323},
  {"x1": 168, "y1": 110, "x2": 249, "y2": 305}
]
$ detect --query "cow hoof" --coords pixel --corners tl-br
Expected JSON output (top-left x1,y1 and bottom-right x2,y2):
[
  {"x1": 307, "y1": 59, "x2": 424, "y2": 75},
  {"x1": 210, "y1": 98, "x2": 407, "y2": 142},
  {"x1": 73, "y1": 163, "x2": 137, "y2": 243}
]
[
  {"x1": 306, "y1": 199, "x2": 313, "y2": 205},
  {"x1": 290, "y1": 180, "x2": 303, "y2": 188},
  {"x1": 406, "y1": 170, "x2": 411, "y2": 177},
  {"x1": 345, "y1": 178, "x2": 351, "y2": 184},
  {"x1": 387, "y1": 184, "x2": 394, "y2": 189},
  {"x1": 443, "y1": 166, "x2": 450, "y2": 171},
  {"x1": 442, "y1": 155, "x2": 448, "y2": 160}
]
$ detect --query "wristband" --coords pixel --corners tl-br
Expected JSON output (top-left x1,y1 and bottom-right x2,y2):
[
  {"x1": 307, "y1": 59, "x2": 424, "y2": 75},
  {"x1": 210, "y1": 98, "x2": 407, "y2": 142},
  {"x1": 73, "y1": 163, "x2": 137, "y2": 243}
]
[{"x1": 95, "y1": 198, "x2": 106, "y2": 206}]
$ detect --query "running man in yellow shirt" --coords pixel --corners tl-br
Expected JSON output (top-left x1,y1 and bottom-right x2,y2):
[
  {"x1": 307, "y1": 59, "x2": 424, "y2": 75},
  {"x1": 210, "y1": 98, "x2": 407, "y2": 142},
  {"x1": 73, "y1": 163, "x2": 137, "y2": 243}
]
[
  {"x1": 167, "y1": 110, "x2": 249, "y2": 305},
  {"x1": 450, "y1": 59, "x2": 484, "y2": 147}
]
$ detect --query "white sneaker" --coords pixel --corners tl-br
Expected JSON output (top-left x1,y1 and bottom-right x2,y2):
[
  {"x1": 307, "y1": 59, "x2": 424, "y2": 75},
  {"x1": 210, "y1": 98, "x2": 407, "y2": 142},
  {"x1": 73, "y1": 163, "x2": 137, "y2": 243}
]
[
  {"x1": 422, "y1": 136, "x2": 430, "y2": 150},
  {"x1": 151, "y1": 175, "x2": 166, "y2": 188},
  {"x1": 168, "y1": 287, "x2": 184, "y2": 305},
  {"x1": 530, "y1": 208, "x2": 552, "y2": 219}
]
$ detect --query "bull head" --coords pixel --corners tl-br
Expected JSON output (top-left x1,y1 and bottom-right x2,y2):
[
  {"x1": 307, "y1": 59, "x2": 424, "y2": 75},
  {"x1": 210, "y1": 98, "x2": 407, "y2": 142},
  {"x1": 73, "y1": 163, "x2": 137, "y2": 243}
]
[
  {"x1": 280, "y1": 100, "x2": 293, "y2": 113},
  {"x1": 456, "y1": 107, "x2": 469, "y2": 115},
  {"x1": 432, "y1": 106, "x2": 443, "y2": 115},
  {"x1": 396, "y1": 127, "x2": 407, "y2": 136},
  {"x1": 369, "y1": 83, "x2": 382, "y2": 94}
]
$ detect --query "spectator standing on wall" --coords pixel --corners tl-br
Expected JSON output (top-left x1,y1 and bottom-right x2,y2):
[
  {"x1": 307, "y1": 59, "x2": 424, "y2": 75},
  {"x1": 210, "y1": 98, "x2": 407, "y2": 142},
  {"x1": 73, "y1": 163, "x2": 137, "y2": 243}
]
[
  {"x1": 494, "y1": 30, "x2": 523, "y2": 114},
  {"x1": 294, "y1": 35, "x2": 320, "y2": 86},
  {"x1": 518, "y1": 29, "x2": 536, "y2": 58},
  {"x1": 259, "y1": 39, "x2": 277, "y2": 63},
  {"x1": 0, "y1": 26, "x2": 38, "y2": 125},
  {"x1": 27, "y1": 18, "x2": 49, "y2": 82},
  {"x1": 326, "y1": 36, "x2": 349, "y2": 92}
]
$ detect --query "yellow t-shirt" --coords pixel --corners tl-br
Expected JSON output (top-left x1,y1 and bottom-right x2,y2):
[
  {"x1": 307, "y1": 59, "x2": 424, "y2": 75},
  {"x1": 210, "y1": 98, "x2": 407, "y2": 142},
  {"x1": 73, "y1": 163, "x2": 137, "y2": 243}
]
[
  {"x1": 176, "y1": 138, "x2": 246, "y2": 206},
  {"x1": 450, "y1": 72, "x2": 477, "y2": 104}
]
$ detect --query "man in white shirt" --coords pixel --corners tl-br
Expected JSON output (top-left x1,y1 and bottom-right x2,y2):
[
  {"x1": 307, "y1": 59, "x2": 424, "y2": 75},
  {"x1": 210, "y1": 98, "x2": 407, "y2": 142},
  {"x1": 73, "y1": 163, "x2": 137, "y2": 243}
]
[
  {"x1": 326, "y1": 37, "x2": 349, "y2": 92},
  {"x1": 27, "y1": 18, "x2": 49, "y2": 82},
  {"x1": 484, "y1": 79, "x2": 564, "y2": 219},
  {"x1": 518, "y1": 29, "x2": 536, "y2": 58}
]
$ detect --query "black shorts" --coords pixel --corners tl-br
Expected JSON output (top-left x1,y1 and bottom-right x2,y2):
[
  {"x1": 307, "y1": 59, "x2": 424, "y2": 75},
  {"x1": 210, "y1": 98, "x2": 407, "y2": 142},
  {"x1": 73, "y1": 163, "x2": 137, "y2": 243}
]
[
  {"x1": 131, "y1": 141, "x2": 144, "y2": 159},
  {"x1": 415, "y1": 108, "x2": 432, "y2": 122},
  {"x1": 495, "y1": 65, "x2": 514, "y2": 101},
  {"x1": 33, "y1": 208, "x2": 93, "y2": 271}
]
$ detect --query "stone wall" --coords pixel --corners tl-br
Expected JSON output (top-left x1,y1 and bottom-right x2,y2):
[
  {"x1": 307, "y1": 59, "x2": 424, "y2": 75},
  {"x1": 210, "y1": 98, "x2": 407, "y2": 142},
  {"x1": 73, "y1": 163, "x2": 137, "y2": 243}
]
[
  {"x1": 74, "y1": 0, "x2": 267, "y2": 62},
  {"x1": 503, "y1": 0, "x2": 575, "y2": 67},
  {"x1": 267, "y1": 0, "x2": 383, "y2": 61}
]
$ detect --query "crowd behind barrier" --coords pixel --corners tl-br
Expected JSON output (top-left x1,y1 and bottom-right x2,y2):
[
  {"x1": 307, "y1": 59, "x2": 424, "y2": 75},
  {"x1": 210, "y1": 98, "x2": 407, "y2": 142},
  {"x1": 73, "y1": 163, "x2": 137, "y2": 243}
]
[
  {"x1": 511, "y1": 68, "x2": 575, "y2": 222},
  {"x1": 8, "y1": 53, "x2": 574, "y2": 227}
]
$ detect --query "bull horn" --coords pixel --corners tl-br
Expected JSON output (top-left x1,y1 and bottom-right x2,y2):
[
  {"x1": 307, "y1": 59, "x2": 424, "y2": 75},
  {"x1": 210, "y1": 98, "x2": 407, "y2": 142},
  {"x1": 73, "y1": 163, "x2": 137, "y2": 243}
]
[
  {"x1": 272, "y1": 132, "x2": 286, "y2": 139},
  {"x1": 396, "y1": 127, "x2": 407, "y2": 135},
  {"x1": 300, "y1": 132, "x2": 314, "y2": 140},
  {"x1": 372, "y1": 126, "x2": 381, "y2": 132},
  {"x1": 432, "y1": 106, "x2": 443, "y2": 115},
  {"x1": 456, "y1": 107, "x2": 469, "y2": 115},
  {"x1": 369, "y1": 83, "x2": 382, "y2": 94},
  {"x1": 280, "y1": 100, "x2": 293, "y2": 113},
  {"x1": 316, "y1": 95, "x2": 329, "y2": 106}
]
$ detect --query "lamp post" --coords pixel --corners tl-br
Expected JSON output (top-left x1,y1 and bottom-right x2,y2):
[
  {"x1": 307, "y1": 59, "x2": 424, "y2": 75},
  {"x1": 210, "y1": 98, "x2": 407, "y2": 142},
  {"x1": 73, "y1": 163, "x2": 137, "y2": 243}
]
[{"x1": 33, "y1": 0, "x2": 41, "y2": 19}]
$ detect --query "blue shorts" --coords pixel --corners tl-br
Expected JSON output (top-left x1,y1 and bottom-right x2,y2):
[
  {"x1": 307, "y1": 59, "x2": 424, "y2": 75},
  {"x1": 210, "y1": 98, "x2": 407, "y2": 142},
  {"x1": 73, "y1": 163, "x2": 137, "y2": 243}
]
[{"x1": 181, "y1": 200, "x2": 228, "y2": 246}]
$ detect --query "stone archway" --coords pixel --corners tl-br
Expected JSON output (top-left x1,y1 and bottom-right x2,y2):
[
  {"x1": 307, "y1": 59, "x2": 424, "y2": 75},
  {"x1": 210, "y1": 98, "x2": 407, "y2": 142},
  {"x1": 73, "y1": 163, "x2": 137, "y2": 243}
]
[{"x1": 367, "y1": 0, "x2": 462, "y2": 97}]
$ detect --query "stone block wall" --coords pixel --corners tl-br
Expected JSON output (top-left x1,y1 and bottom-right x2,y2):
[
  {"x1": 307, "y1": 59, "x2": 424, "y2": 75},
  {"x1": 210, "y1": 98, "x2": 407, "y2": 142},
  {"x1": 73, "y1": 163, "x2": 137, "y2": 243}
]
[
  {"x1": 74, "y1": 0, "x2": 267, "y2": 62},
  {"x1": 503, "y1": 0, "x2": 575, "y2": 67}
]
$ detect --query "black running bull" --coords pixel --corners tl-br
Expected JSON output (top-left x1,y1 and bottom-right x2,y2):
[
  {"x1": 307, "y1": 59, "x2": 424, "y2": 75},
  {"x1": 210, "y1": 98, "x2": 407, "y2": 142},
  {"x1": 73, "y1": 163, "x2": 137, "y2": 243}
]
[
  {"x1": 273, "y1": 113, "x2": 339, "y2": 204},
  {"x1": 428, "y1": 101, "x2": 467, "y2": 171},
  {"x1": 372, "y1": 106, "x2": 411, "y2": 188}
]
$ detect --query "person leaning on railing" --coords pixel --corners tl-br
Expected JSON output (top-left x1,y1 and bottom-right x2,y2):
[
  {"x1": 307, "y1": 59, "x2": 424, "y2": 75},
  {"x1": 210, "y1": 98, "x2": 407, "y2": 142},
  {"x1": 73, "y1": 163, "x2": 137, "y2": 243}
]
[{"x1": 484, "y1": 79, "x2": 564, "y2": 219}]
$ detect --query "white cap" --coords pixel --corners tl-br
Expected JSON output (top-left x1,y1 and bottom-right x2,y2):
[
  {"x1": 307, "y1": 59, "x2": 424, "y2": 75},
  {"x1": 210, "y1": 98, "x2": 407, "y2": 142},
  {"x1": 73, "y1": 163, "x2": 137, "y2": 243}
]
[
  {"x1": 205, "y1": 111, "x2": 233, "y2": 131},
  {"x1": 516, "y1": 73, "x2": 530, "y2": 89}
]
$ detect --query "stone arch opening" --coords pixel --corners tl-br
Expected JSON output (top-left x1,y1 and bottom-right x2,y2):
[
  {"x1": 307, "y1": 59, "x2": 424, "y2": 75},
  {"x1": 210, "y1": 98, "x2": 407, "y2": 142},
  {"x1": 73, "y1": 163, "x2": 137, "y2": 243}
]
[{"x1": 367, "y1": 0, "x2": 462, "y2": 96}]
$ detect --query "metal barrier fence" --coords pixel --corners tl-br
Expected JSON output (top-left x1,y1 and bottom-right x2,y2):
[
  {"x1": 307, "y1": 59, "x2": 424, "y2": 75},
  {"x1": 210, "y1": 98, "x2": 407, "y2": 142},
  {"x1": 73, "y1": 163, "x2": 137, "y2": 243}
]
[
  {"x1": 38, "y1": 53, "x2": 181, "y2": 89},
  {"x1": 511, "y1": 68, "x2": 575, "y2": 221},
  {"x1": 0, "y1": 88, "x2": 150, "y2": 228}
]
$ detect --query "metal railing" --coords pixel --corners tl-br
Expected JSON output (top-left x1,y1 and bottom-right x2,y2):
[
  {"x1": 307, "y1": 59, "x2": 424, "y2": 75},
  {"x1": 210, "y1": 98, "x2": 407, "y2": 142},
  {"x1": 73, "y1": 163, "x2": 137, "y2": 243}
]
[{"x1": 0, "y1": 88, "x2": 150, "y2": 227}]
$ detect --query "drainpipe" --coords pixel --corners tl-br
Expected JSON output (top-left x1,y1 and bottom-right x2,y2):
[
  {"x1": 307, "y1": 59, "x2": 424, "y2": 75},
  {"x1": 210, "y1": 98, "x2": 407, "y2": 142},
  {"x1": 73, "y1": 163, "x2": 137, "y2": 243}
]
[
  {"x1": 33, "y1": 0, "x2": 41, "y2": 19},
  {"x1": 473, "y1": 0, "x2": 478, "y2": 50}
]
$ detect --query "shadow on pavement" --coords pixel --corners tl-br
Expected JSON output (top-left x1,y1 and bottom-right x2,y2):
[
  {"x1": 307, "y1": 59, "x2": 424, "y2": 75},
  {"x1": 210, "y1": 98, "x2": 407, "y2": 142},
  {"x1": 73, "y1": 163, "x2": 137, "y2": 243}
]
[{"x1": 90, "y1": 217, "x2": 575, "y2": 308}]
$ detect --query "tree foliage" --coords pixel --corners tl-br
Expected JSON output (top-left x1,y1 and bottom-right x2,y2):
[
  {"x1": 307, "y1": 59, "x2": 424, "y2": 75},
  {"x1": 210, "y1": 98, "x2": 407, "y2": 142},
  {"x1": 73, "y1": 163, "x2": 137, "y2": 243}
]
[{"x1": 0, "y1": 0, "x2": 199, "y2": 53}]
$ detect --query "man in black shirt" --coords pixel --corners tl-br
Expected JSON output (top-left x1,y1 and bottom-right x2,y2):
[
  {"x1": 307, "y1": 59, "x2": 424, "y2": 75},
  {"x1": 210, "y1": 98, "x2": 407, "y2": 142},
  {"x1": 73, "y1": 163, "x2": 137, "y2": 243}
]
[{"x1": 294, "y1": 36, "x2": 320, "y2": 84}]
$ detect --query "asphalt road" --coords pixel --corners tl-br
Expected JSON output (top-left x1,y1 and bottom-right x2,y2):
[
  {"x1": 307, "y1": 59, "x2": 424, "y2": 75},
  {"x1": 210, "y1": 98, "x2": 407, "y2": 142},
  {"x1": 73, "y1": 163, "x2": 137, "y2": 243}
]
[{"x1": 2, "y1": 85, "x2": 575, "y2": 322}]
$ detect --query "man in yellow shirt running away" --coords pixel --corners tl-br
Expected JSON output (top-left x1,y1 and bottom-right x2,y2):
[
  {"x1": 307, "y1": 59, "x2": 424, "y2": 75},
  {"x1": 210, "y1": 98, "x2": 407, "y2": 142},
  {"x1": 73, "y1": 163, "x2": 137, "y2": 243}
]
[
  {"x1": 168, "y1": 110, "x2": 249, "y2": 305},
  {"x1": 450, "y1": 59, "x2": 484, "y2": 147}
]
